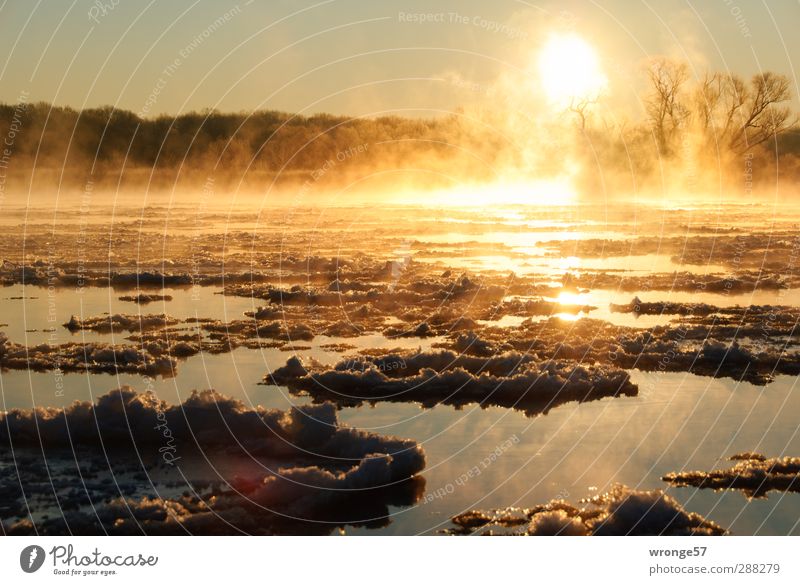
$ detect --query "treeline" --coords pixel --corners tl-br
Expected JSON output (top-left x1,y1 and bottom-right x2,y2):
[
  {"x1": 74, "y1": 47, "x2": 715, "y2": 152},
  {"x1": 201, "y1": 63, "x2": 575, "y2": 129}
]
[
  {"x1": 2, "y1": 60, "x2": 799, "y2": 196},
  {"x1": 567, "y1": 58, "x2": 800, "y2": 194},
  {"x1": 0, "y1": 103, "x2": 510, "y2": 189}
]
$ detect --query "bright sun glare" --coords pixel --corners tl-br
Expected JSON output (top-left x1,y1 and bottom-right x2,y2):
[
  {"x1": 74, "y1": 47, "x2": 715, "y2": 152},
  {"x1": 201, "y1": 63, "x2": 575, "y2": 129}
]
[
  {"x1": 538, "y1": 34, "x2": 607, "y2": 106},
  {"x1": 424, "y1": 177, "x2": 576, "y2": 207}
]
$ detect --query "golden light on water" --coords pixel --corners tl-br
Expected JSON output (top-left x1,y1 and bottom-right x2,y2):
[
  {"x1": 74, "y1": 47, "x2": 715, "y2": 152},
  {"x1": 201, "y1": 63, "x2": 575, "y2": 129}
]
[
  {"x1": 555, "y1": 290, "x2": 585, "y2": 306},
  {"x1": 557, "y1": 256, "x2": 581, "y2": 272},
  {"x1": 422, "y1": 177, "x2": 577, "y2": 207},
  {"x1": 538, "y1": 34, "x2": 607, "y2": 106}
]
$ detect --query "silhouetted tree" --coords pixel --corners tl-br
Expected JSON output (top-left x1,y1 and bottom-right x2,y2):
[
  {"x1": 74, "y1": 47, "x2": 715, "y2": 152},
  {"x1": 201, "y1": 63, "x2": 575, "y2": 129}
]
[
  {"x1": 645, "y1": 58, "x2": 690, "y2": 154},
  {"x1": 696, "y1": 71, "x2": 793, "y2": 153}
]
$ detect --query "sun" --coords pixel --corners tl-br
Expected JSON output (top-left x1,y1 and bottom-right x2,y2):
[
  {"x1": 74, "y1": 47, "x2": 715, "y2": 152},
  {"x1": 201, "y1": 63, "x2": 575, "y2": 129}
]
[{"x1": 538, "y1": 34, "x2": 607, "y2": 106}]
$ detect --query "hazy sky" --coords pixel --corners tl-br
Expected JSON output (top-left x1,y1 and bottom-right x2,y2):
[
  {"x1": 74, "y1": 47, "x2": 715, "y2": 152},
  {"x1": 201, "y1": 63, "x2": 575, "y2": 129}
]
[{"x1": 1, "y1": 0, "x2": 798, "y2": 118}]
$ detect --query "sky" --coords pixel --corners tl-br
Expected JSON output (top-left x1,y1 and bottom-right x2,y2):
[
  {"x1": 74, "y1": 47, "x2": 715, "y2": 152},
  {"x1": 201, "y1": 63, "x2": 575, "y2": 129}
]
[{"x1": 1, "y1": 0, "x2": 799, "y2": 118}]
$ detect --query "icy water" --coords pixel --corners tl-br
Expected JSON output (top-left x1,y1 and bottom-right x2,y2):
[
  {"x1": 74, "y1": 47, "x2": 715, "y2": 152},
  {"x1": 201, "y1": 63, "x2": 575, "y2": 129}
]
[{"x1": 2, "y1": 199, "x2": 800, "y2": 535}]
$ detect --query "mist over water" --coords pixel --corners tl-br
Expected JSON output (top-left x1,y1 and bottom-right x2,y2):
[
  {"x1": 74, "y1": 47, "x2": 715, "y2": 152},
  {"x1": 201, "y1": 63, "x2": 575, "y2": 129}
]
[{"x1": 2, "y1": 195, "x2": 799, "y2": 535}]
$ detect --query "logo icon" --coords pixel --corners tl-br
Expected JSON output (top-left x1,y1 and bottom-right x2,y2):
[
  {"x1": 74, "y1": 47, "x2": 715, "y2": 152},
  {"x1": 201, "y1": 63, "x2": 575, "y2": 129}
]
[{"x1": 20, "y1": 545, "x2": 46, "y2": 573}]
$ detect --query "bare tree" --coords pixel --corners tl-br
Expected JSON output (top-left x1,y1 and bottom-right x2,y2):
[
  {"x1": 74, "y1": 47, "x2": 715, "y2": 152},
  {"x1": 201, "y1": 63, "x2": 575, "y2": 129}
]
[
  {"x1": 695, "y1": 71, "x2": 793, "y2": 153},
  {"x1": 695, "y1": 73, "x2": 723, "y2": 133},
  {"x1": 695, "y1": 73, "x2": 744, "y2": 145},
  {"x1": 567, "y1": 94, "x2": 600, "y2": 131},
  {"x1": 645, "y1": 58, "x2": 690, "y2": 154},
  {"x1": 731, "y1": 72, "x2": 793, "y2": 152}
]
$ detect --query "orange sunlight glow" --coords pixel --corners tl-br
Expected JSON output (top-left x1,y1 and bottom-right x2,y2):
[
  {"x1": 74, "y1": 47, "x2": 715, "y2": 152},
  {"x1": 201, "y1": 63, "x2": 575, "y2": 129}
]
[
  {"x1": 538, "y1": 34, "x2": 607, "y2": 107},
  {"x1": 422, "y1": 177, "x2": 577, "y2": 207},
  {"x1": 555, "y1": 290, "x2": 586, "y2": 306}
]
